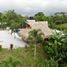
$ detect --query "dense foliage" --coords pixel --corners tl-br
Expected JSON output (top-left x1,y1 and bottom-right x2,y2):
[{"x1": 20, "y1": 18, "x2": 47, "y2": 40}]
[
  {"x1": 28, "y1": 29, "x2": 44, "y2": 44},
  {"x1": 0, "y1": 10, "x2": 26, "y2": 29},
  {"x1": 36, "y1": 58, "x2": 58, "y2": 67},
  {"x1": 43, "y1": 32, "x2": 67, "y2": 66},
  {"x1": 34, "y1": 12, "x2": 48, "y2": 21},
  {"x1": 0, "y1": 57, "x2": 22, "y2": 67},
  {"x1": 48, "y1": 12, "x2": 67, "y2": 29},
  {"x1": 28, "y1": 29, "x2": 44, "y2": 56},
  {"x1": 55, "y1": 23, "x2": 67, "y2": 30},
  {"x1": 49, "y1": 12, "x2": 67, "y2": 24},
  {"x1": 28, "y1": 29, "x2": 67, "y2": 67}
]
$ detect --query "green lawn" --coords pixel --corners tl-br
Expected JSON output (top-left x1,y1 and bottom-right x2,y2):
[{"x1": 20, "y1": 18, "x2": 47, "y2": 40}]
[
  {"x1": 55, "y1": 23, "x2": 67, "y2": 30},
  {"x1": 0, "y1": 45, "x2": 46, "y2": 67}
]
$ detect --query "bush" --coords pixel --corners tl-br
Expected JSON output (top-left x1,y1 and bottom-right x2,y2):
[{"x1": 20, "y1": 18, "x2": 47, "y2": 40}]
[
  {"x1": 43, "y1": 32, "x2": 67, "y2": 66},
  {"x1": 0, "y1": 57, "x2": 22, "y2": 67},
  {"x1": 36, "y1": 58, "x2": 58, "y2": 67}
]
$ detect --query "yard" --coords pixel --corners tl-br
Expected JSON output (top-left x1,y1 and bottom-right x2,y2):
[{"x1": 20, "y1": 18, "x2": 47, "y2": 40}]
[{"x1": 0, "y1": 46, "x2": 46, "y2": 67}]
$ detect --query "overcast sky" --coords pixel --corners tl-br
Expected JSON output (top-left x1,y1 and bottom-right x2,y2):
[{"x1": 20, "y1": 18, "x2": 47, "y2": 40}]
[{"x1": 0, "y1": 0, "x2": 67, "y2": 16}]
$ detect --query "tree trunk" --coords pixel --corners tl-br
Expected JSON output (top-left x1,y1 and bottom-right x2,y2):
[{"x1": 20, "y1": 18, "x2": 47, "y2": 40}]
[{"x1": 34, "y1": 44, "x2": 36, "y2": 57}]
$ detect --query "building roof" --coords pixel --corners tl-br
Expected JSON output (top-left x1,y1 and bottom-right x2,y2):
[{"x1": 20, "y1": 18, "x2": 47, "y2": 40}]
[{"x1": 19, "y1": 20, "x2": 53, "y2": 41}]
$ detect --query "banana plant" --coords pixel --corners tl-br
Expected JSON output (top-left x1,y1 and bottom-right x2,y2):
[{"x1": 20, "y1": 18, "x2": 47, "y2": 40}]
[{"x1": 44, "y1": 32, "x2": 67, "y2": 62}]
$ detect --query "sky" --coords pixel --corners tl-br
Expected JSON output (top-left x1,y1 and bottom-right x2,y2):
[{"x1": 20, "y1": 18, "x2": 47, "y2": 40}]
[{"x1": 0, "y1": 0, "x2": 67, "y2": 16}]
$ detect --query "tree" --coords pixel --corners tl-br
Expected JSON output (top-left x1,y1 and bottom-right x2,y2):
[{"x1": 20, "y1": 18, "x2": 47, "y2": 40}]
[
  {"x1": 34, "y1": 12, "x2": 47, "y2": 21},
  {"x1": 0, "y1": 10, "x2": 27, "y2": 29},
  {"x1": 5, "y1": 10, "x2": 26, "y2": 27},
  {"x1": 0, "y1": 12, "x2": 3, "y2": 21},
  {"x1": 5, "y1": 10, "x2": 18, "y2": 22},
  {"x1": 28, "y1": 29, "x2": 44, "y2": 57},
  {"x1": 1, "y1": 10, "x2": 27, "y2": 33},
  {"x1": 52, "y1": 12, "x2": 67, "y2": 24},
  {"x1": 48, "y1": 16, "x2": 56, "y2": 28}
]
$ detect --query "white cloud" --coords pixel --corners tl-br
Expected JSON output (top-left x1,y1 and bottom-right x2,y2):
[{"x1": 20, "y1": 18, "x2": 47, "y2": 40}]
[{"x1": 0, "y1": 0, "x2": 67, "y2": 16}]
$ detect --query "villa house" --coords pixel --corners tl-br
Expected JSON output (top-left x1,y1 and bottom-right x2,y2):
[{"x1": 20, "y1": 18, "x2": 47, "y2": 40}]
[{"x1": 19, "y1": 20, "x2": 53, "y2": 41}]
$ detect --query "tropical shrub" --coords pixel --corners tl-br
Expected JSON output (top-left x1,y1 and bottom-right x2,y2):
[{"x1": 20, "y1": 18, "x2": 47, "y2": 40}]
[
  {"x1": 28, "y1": 29, "x2": 44, "y2": 56},
  {"x1": 0, "y1": 57, "x2": 22, "y2": 67},
  {"x1": 43, "y1": 32, "x2": 67, "y2": 66},
  {"x1": 36, "y1": 58, "x2": 58, "y2": 67}
]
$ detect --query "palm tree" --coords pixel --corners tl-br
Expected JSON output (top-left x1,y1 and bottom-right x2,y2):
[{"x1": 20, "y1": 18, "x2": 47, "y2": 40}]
[
  {"x1": 1, "y1": 57, "x2": 22, "y2": 67},
  {"x1": 28, "y1": 29, "x2": 44, "y2": 57}
]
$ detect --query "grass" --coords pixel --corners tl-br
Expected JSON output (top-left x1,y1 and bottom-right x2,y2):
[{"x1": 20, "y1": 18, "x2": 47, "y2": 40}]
[
  {"x1": 55, "y1": 23, "x2": 67, "y2": 30},
  {"x1": 0, "y1": 45, "x2": 46, "y2": 67}
]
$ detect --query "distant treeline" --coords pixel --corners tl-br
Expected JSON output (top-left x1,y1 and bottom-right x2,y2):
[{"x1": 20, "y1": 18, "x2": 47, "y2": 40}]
[
  {"x1": 0, "y1": 10, "x2": 67, "y2": 29},
  {"x1": 29, "y1": 12, "x2": 67, "y2": 28}
]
